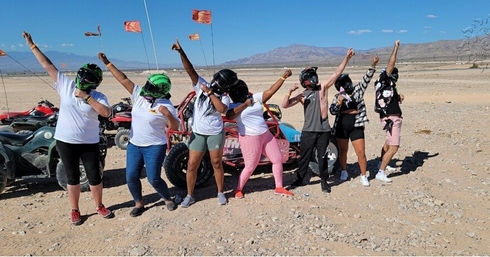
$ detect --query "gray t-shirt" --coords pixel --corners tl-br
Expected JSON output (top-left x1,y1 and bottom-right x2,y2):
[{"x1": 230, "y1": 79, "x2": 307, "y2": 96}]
[{"x1": 302, "y1": 89, "x2": 331, "y2": 132}]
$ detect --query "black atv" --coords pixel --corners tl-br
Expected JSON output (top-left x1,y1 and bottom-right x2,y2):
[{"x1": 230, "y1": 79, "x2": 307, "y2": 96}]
[{"x1": 0, "y1": 126, "x2": 107, "y2": 194}]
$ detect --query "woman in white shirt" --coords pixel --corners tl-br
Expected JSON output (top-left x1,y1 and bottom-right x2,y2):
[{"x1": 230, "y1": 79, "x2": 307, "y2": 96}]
[
  {"x1": 98, "y1": 53, "x2": 180, "y2": 217},
  {"x1": 226, "y1": 70, "x2": 294, "y2": 198},
  {"x1": 172, "y1": 40, "x2": 235, "y2": 207},
  {"x1": 23, "y1": 32, "x2": 113, "y2": 226}
]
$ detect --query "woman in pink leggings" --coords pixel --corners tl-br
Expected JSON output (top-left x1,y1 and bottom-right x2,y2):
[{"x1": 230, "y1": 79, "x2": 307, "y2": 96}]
[{"x1": 226, "y1": 70, "x2": 294, "y2": 198}]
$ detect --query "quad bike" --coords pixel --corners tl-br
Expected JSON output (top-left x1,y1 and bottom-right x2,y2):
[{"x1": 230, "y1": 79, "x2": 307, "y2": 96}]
[
  {"x1": 0, "y1": 112, "x2": 58, "y2": 134},
  {"x1": 0, "y1": 100, "x2": 59, "y2": 125},
  {"x1": 99, "y1": 97, "x2": 132, "y2": 150},
  {"x1": 163, "y1": 91, "x2": 340, "y2": 189},
  {"x1": 0, "y1": 126, "x2": 107, "y2": 195}
]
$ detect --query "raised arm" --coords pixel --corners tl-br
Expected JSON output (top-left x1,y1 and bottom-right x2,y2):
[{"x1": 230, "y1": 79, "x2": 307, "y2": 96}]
[
  {"x1": 263, "y1": 69, "x2": 292, "y2": 103},
  {"x1": 200, "y1": 82, "x2": 228, "y2": 114},
  {"x1": 386, "y1": 40, "x2": 400, "y2": 76},
  {"x1": 171, "y1": 39, "x2": 198, "y2": 85},
  {"x1": 282, "y1": 84, "x2": 304, "y2": 108},
  {"x1": 321, "y1": 48, "x2": 355, "y2": 93},
  {"x1": 225, "y1": 98, "x2": 253, "y2": 120},
  {"x1": 98, "y1": 53, "x2": 135, "y2": 94},
  {"x1": 23, "y1": 32, "x2": 58, "y2": 81}
]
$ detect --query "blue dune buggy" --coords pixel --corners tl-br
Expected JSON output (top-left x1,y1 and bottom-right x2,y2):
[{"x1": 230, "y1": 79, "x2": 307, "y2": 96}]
[{"x1": 163, "y1": 91, "x2": 339, "y2": 188}]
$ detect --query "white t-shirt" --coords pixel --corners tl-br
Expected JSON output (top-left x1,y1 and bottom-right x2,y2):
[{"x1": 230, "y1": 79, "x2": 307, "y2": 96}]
[
  {"x1": 233, "y1": 92, "x2": 269, "y2": 136},
  {"x1": 191, "y1": 76, "x2": 230, "y2": 135},
  {"x1": 54, "y1": 72, "x2": 109, "y2": 144},
  {"x1": 129, "y1": 85, "x2": 179, "y2": 146}
]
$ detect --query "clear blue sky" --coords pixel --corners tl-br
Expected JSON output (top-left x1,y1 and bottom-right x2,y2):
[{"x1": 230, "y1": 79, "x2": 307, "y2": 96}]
[{"x1": 1, "y1": 0, "x2": 489, "y2": 66}]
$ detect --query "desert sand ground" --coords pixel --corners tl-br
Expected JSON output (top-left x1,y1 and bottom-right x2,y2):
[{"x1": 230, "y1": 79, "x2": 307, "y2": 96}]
[{"x1": 0, "y1": 62, "x2": 489, "y2": 255}]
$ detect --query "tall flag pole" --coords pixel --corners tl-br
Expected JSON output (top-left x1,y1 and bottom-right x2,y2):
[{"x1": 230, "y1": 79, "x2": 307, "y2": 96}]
[
  {"x1": 124, "y1": 20, "x2": 150, "y2": 70},
  {"x1": 143, "y1": 0, "x2": 159, "y2": 71},
  {"x1": 192, "y1": 9, "x2": 214, "y2": 70},
  {"x1": 189, "y1": 32, "x2": 209, "y2": 68}
]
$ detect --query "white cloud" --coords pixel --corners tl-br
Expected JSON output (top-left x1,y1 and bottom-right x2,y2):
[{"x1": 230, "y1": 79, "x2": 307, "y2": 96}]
[
  {"x1": 398, "y1": 30, "x2": 408, "y2": 33},
  {"x1": 17, "y1": 43, "x2": 23, "y2": 47},
  {"x1": 61, "y1": 43, "x2": 74, "y2": 47},
  {"x1": 348, "y1": 29, "x2": 372, "y2": 35},
  {"x1": 427, "y1": 14, "x2": 437, "y2": 18},
  {"x1": 10, "y1": 44, "x2": 16, "y2": 49},
  {"x1": 381, "y1": 29, "x2": 394, "y2": 33},
  {"x1": 0, "y1": 43, "x2": 5, "y2": 47},
  {"x1": 424, "y1": 26, "x2": 432, "y2": 29}
]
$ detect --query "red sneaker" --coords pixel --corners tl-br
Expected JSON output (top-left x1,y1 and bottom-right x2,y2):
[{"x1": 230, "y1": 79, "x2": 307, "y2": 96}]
[
  {"x1": 96, "y1": 204, "x2": 114, "y2": 219},
  {"x1": 71, "y1": 209, "x2": 82, "y2": 226},
  {"x1": 234, "y1": 190, "x2": 244, "y2": 199},
  {"x1": 275, "y1": 187, "x2": 294, "y2": 196}
]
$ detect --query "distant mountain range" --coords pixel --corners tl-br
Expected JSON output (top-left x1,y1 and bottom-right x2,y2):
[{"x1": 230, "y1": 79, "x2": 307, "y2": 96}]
[
  {"x1": 0, "y1": 51, "x2": 153, "y2": 73},
  {"x1": 1, "y1": 36, "x2": 488, "y2": 73},
  {"x1": 223, "y1": 36, "x2": 490, "y2": 66}
]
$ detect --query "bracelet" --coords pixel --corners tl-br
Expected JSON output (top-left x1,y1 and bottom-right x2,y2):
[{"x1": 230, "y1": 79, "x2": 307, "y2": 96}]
[
  {"x1": 30, "y1": 44, "x2": 37, "y2": 50},
  {"x1": 85, "y1": 95, "x2": 92, "y2": 104},
  {"x1": 280, "y1": 76, "x2": 286, "y2": 81},
  {"x1": 106, "y1": 62, "x2": 113, "y2": 68}
]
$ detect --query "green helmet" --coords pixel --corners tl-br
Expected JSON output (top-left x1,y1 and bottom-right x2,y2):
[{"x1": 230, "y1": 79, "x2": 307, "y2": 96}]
[
  {"x1": 75, "y1": 63, "x2": 103, "y2": 91},
  {"x1": 140, "y1": 74, "x2": 172, "y2": 99}
]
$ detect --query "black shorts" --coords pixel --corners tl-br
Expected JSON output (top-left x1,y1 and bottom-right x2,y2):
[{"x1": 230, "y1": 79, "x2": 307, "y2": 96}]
[
  {"x1": 335, "y1": 114, "x2": 365, "y2": 141},
  {"x1": 56, "y1": 140, "x2": 102, "y2": 186}
]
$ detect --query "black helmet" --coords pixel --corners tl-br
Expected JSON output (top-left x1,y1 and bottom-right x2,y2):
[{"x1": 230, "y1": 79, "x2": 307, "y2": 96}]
[
  {"x1": 335, "y1": 73, "x2": 353, "y2": 93},
  {"x1": 75, "y1": 63, "x2": 103, "y2": 91},
  {"x1": 380, "y1": 67, "x2": 399, "y2": 83},
  {"x1": 228, "y1": 80, "x2": 249, "y2": 103},
  {"x1": 210, "y1": 69, "x2": 238, "y2": 94},
  {"x1": 391, "y1": 67, "x2": 399, "y2": 82},
  {"x1": 299, "y1": 67, "x2": 319, "y2": 88}
]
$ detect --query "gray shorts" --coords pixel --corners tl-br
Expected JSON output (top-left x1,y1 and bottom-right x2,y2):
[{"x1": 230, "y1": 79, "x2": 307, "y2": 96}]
[{"x1": 188, "y1": 131, "x2": 225, "y2": 152}]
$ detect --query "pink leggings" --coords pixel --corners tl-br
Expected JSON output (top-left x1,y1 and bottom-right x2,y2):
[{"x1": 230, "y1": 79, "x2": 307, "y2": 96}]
[{"x1": 237, "y1": 130, "x2": 283, "y2": 190}]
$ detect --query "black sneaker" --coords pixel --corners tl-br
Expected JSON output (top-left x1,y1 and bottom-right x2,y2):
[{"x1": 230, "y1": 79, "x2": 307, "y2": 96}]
[
  {"x1": 321, "y1": 179, "x2": 331, "y2": 193},
  {"x1": 130, "y1": 207, "x2": 145, "y2": 217},
  {"x1": 165, "y1": 200, "x2": 176, "y2": 211},
  {"x1": 288, "y1": 179, "x2": 304, "y2": 190}
]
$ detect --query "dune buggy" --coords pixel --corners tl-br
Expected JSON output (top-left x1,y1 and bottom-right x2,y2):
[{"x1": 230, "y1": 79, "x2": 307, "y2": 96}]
[{"x1": 163, "y1": 91, "x2": 339, "y2": 189}]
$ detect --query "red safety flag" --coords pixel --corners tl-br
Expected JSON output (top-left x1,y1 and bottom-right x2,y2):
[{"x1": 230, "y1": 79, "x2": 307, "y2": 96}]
[
  {"x1": 192, "y1": 9, "x2": 212, "y2": 24},
  {"x1": 0, "y1": 49, "x2": 6, "y2": 56},
  {"x1": 188, "y1": 33, "x2": 200, "y2": 40},
  {"x1": 85, "y1": 25, "x2": 102, "y2": 37},
  {"x1": 61, "y1": 63, "x2": 66, "y2": 68},
  {"x1": 124, "y1": 21, "x2": 142, "y2": 33}
]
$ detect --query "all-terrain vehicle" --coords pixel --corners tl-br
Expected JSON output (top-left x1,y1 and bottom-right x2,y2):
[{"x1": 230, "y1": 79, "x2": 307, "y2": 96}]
[
  {"x1": 163, "y1": 91, "x2": 339, "y2": 189},
  {"x1": 0, "y1": 126, "x2": 107, "y2": 194},
  {"x1": 99, "y1": 97, "x2": 132, "y2": 150},
  {"x1": 0, "y1": 112, "x2": 58, "y2": 134},
  {"x1": 0, "y1": 100, "x2": 58, "y2": 125}
]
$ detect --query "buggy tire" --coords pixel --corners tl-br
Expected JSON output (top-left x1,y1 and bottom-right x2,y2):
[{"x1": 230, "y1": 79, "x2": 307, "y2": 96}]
[
  {"x1": 56, "y1": 161, "x2": 104, "y2": 192},
  {"x1": 308, "y1": 140, "x2": 340, "y2": 176},
  {"x1": 163, "y1": 143, "x2": 213, "y2": 189},
  {"x1": 114, "y1": 129, "x2": 130, "y2": 150},
  {"x1": 0, "y1": 157, "x2": 7, "y2": 194}
]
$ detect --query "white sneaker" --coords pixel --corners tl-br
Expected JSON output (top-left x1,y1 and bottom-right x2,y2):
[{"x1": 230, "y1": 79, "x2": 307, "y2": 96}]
[
  {"x1": 360, "y1": 175, "x2": 370, "y2": 186},
  {"x1": 377, "y1": 161, "x2": 396, "y2": 172},
  {"x1": 385, "y1": 165, "x2": 397, "y2": 172},
  {"x1": 375, "y1": 170, "x2": 392, "y2": 183},
  {"x1": 340, "y1": 170, "x2": 348, "y2": 181}
]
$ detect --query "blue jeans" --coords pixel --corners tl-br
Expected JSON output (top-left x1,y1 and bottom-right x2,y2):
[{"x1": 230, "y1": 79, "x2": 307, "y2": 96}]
[{"x1": 126, "y1": 142, "x2": 171, "y2": 203}]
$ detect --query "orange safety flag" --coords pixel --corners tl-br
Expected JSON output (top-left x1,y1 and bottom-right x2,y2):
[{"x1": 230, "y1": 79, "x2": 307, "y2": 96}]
[
  {"x1": 85, "y1": 25, "x2": 102, "y2": 37},
  {"x1": 124, "y1": 21, "x2": 142, "y2": 33},
  {"x1": 188, "y1": 33, "x2": 200, "y2": 40},
  {"x1": 192, "y1": 9, "x2": 212, "y2": 24},
  {"x1": 61, "y1": 63, "x2": 66, "y2": 68},
  {"x1": 0, "y1": 49, "x2": 6, "y2": 56}
]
